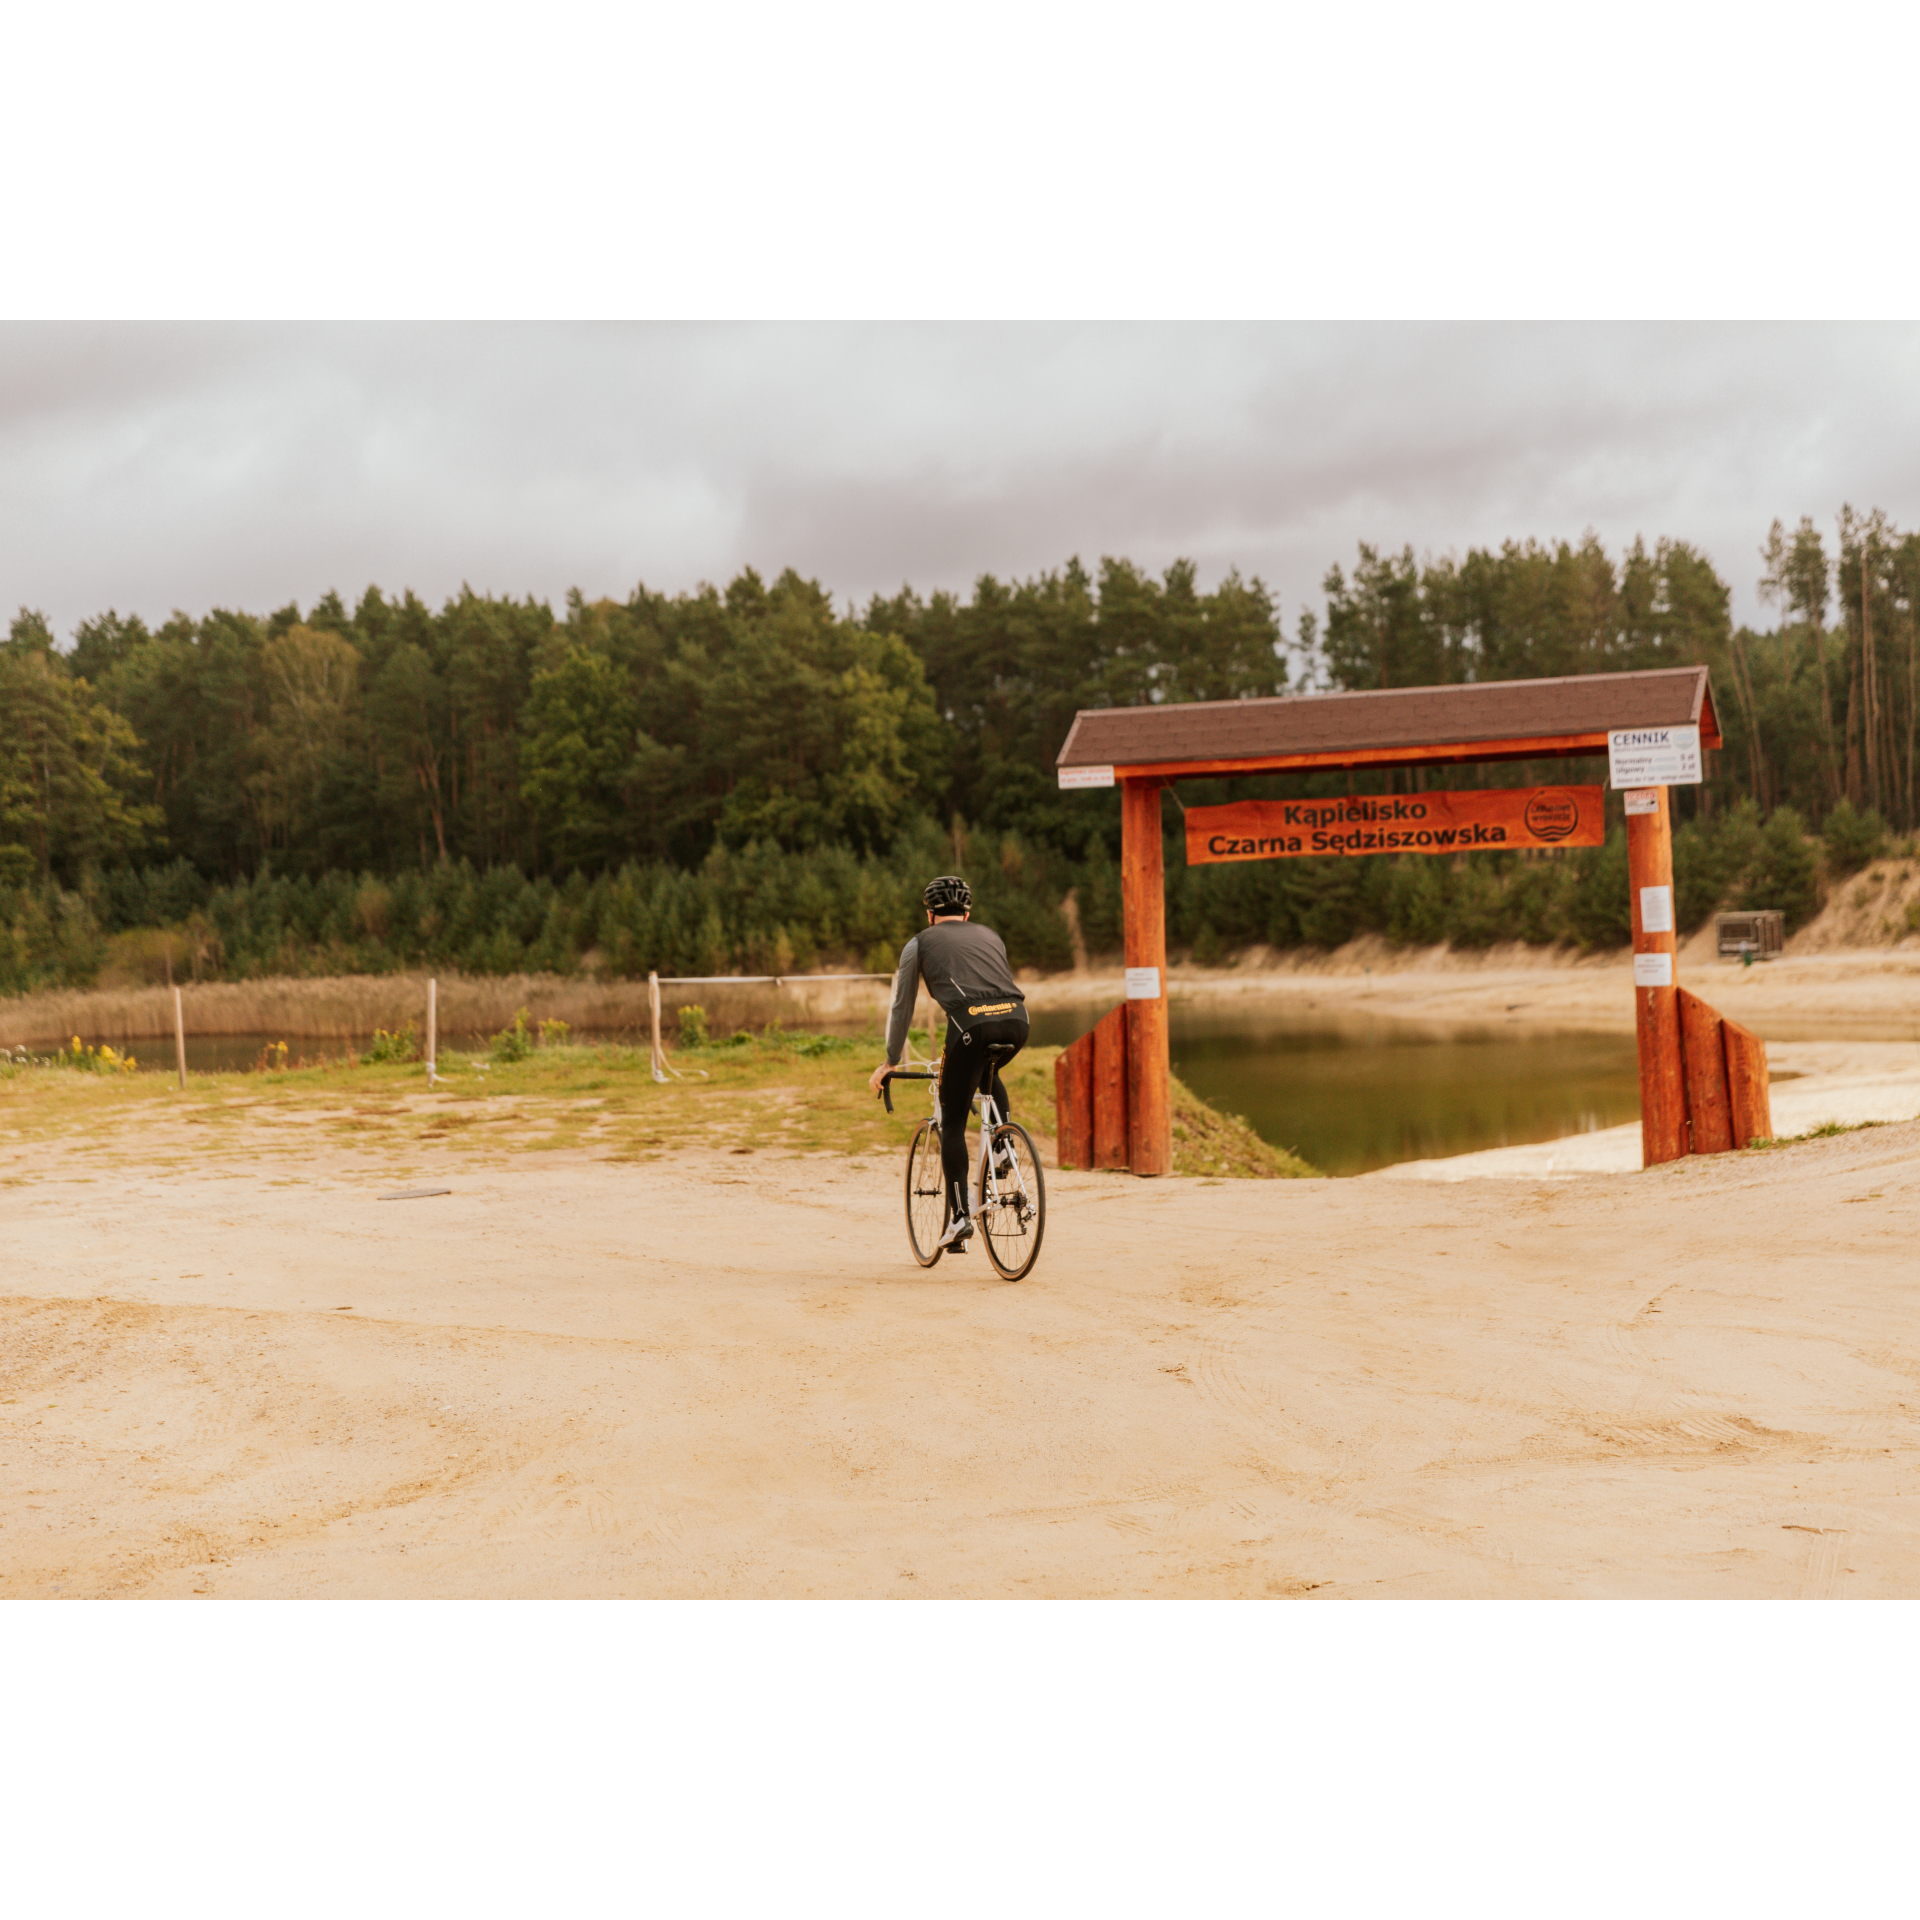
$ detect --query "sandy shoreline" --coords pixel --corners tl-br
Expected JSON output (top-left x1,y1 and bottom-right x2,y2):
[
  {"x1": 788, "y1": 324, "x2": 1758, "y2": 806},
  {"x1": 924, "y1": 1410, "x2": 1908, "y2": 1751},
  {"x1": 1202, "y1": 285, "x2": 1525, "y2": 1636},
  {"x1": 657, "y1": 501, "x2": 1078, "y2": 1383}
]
[
  {"x1": 1028, "y1": 939, "x2": 1920, "y2": 1043},
  {"x1": 5, "y1": 1073, "x2": 1918, "y2": 1598}
]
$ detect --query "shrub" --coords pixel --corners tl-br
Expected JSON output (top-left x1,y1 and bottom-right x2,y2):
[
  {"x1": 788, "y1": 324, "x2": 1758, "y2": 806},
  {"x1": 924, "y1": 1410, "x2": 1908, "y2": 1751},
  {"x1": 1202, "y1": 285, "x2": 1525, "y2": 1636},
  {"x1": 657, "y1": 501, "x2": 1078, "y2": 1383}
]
[
  {"x1": 793, "y1": 1032, "x2": 858, "y2": 1057},
  {"x1": 366, "y1": 1022, "x2": 421, "y2": 1064},
  {"x1": 492, "y1": 1008, "x2": 534, "y2": 1061},
  {"x1": 676, "y1": 1004, "x2": 710, "y2": 1048},
  {"x1": 1672, "y1": 801, "x2": 1763, "y2": 930},
  {"x1": 49, "y1": 1035, "x2": 139, "y2": 1074},
  {"x1": 1557, "y1": 830, "x2": 1632, "y2": 949},
  {"x1": 1737, "y1": 805, "x2": 1821, "y2": 930},
  {"x1": 538, "y1": 1017, "x2": 571, "y2": 1048},
  {"x1": 1821, "y1": 798, "x2": 1888, "y2": 876}
]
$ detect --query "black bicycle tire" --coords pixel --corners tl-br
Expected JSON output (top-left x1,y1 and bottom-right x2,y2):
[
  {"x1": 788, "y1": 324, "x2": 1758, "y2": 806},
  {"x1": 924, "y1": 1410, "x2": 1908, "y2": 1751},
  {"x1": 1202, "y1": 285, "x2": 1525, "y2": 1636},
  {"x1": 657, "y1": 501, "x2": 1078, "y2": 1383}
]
[
  {"x1": 905, "y1": 1118, "x2": 947, "y2": 1267},
  {"x1": 979, "y1": 1122, "x2": 1045, "y2": 1280}
]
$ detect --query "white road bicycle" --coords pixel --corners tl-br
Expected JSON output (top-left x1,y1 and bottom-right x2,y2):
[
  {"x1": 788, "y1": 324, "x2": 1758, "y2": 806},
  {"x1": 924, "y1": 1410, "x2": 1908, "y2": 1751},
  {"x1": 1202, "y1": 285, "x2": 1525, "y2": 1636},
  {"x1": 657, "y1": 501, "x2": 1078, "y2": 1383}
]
[{"x1": 877, "y1": 1061, "x2": 1046, "y2": 1281}]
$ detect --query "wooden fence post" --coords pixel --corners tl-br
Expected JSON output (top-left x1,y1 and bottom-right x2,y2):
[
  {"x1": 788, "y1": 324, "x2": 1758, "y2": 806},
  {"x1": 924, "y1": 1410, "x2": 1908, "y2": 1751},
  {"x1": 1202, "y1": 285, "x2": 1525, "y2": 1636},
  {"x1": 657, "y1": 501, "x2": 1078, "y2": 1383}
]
[
  {"x1": 1054, "y1": 1030, "x2": 1094, "y2": 1169},
  {"x1": 173, "y1": 985, "x2": 187, "y2": 1091},
  {"x1": 1722, "y1": 1016, "x2": 1773, "y2": 1147},
  {"x1": 1626, "y1": 786, "x2": 1687, "y2": 1166},
  {"x1": 1121, "y1": 777, "x2": 1171, "y2": 1176},
  {"x1": 426, "y1": 976, "x2": 438, "y2": 1085},
  {"x1": 1091, "y1": 1003, "x2": 1130, "y2": 1170},
  {"x1": 1677, "y1": 987, "x2": 1734, "y2": 1154}
]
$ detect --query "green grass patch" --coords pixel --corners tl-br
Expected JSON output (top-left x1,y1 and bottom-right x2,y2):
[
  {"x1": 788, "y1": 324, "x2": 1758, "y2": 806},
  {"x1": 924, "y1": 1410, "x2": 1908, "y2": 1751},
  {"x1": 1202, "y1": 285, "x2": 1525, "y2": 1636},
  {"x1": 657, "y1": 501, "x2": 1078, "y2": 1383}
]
[
  {"x1": 0, "y1": 1025, "x2": 1321, "y2": 1177},
  {"x1": 1170, "y1": 1074, "x2": 1321, "y2": 1178},
  {"x1": 1746, "y1": 1118, "x2": 1890, "y2": 1152}
]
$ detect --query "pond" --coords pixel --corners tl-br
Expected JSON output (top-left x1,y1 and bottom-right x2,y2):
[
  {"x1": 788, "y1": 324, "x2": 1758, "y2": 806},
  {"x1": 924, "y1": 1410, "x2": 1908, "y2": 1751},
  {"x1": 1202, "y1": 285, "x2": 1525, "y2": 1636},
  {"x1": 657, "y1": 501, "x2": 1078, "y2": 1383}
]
[{"x1": 1027, "y1": 1001, "x2": 1642, "y2": 1176}]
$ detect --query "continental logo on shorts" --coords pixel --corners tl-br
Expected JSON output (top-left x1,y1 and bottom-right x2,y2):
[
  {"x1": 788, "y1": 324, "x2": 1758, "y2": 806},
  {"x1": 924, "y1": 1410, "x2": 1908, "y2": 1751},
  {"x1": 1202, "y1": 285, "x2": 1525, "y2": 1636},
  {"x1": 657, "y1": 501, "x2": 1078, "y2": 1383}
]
[{"x1": 968, "y1": 1001, "x2": 1017, "y2": 1016}]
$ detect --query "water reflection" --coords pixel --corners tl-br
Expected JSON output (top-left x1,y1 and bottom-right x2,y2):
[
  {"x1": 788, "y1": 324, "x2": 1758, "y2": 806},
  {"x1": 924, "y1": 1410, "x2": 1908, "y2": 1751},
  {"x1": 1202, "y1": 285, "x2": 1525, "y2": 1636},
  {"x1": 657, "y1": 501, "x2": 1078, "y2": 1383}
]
[{"x1": 1028, "y1": 1000, "x2": 1641, "y2": 1176}]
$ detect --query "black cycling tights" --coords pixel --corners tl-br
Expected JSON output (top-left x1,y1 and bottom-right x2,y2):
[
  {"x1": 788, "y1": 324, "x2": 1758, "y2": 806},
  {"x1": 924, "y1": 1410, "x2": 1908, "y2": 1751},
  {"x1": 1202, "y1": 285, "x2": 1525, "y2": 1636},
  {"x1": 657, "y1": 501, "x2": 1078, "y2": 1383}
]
[{"x1": 939, "y1": 1014, "x2": 1027, "y2": 1217}]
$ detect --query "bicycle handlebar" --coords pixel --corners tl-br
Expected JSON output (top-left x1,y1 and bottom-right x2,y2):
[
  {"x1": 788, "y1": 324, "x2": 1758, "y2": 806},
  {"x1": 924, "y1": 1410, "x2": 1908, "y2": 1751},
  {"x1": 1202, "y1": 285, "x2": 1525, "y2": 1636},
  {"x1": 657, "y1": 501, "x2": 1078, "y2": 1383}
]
[{"x1": 875, "y1": 1067, "x2": 935, "y2": 1114}]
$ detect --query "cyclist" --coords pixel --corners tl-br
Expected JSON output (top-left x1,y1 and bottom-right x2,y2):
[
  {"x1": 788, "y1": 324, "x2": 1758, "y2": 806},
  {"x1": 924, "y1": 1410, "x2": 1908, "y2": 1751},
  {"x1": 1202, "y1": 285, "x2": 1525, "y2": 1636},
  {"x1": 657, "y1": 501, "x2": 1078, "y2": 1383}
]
[{"x1": 868, "y1": 875, "x2": 1029, "y2": 1254}]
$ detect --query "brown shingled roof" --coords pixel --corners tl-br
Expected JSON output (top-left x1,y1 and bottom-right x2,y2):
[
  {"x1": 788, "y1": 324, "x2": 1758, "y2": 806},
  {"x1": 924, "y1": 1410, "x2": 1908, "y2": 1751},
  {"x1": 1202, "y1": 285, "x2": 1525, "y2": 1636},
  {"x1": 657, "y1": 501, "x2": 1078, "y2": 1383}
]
[{"x1": 1056, "y1": 666, "x2": 1719, "y2": 777}]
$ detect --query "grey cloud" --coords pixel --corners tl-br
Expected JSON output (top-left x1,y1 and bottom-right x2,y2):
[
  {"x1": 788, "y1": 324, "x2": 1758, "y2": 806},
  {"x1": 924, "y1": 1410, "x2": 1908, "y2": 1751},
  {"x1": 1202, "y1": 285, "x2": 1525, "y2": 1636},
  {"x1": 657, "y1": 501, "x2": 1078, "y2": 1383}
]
[{"x1": 2, "y1": 323, "x2": 1916, "y2": 649}]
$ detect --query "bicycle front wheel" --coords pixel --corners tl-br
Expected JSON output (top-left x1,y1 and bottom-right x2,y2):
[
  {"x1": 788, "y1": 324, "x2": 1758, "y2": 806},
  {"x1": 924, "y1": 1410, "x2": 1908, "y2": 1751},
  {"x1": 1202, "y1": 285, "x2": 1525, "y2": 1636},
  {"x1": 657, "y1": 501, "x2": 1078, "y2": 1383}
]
[
  {"x1": 979, "y1": 1122, "x2": 1045, "y2": 1280},
  {"x1": 905, "y1": 1118, "x2": 948, "y2": 1267}
]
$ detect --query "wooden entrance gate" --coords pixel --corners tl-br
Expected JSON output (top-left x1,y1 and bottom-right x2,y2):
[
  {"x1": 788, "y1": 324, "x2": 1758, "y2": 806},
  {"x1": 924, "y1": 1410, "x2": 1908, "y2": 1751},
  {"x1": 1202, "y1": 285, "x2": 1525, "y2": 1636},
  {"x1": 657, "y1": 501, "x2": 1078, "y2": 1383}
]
[{"x1": 1051, "y1": 665, "x2": 1768, "y2": 1175}]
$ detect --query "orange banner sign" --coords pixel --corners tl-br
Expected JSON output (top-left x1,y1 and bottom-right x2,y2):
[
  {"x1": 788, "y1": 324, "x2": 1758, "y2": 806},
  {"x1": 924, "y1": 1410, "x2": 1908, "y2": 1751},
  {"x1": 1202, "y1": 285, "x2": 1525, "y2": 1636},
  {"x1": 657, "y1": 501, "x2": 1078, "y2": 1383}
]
[{"x1": 1185, "y1": 786, "x2": 1605, "y2": 864}]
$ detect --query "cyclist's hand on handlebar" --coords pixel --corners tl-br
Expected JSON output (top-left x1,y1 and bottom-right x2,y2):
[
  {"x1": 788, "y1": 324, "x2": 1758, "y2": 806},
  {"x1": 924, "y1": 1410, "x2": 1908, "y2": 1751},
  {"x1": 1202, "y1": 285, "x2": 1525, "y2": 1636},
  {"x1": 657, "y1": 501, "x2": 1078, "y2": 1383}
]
[{"x1": 867, "y1": 1061, "x2": 893, "y2": 1097}]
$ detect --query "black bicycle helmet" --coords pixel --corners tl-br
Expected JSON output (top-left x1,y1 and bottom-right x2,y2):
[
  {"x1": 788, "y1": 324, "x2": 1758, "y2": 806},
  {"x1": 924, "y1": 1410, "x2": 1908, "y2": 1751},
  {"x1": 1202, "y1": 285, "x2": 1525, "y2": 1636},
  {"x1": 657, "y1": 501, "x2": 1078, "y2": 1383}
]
[{"x1": 922, "y1": 874, "x2": 972, "y2": 914}]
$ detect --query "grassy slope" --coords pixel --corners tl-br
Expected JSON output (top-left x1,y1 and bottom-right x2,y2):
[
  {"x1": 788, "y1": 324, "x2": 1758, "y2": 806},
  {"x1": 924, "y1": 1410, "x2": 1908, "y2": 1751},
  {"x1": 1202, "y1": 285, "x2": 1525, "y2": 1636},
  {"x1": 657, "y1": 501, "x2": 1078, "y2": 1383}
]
[{"x1": 0, "y1": 1030, "x2": 1321, "y2": 1178}]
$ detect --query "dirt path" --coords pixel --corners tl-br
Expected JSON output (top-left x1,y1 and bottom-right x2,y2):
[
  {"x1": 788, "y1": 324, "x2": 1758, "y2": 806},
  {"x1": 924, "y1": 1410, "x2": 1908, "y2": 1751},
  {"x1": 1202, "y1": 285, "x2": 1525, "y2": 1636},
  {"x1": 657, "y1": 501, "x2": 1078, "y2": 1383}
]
[{"x1": 7, "y1": 1101, "x2": 1917, "y2": 1598}]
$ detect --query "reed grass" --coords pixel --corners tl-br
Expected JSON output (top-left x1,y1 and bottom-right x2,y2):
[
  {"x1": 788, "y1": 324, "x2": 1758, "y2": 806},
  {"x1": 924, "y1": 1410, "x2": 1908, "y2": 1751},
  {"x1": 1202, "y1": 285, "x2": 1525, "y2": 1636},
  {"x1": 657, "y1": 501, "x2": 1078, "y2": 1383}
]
[{"x1": 0, "y1": 970, "x2": 894, "y2": 1049}]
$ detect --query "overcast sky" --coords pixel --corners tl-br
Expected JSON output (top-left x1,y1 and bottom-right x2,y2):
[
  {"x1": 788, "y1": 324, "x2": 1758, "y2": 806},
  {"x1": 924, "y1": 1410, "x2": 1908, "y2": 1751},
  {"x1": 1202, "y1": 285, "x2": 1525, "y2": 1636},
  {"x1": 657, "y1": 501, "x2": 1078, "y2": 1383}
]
[{"x1": 4, "y1": 322, "x2": 1916, "y2": 663}]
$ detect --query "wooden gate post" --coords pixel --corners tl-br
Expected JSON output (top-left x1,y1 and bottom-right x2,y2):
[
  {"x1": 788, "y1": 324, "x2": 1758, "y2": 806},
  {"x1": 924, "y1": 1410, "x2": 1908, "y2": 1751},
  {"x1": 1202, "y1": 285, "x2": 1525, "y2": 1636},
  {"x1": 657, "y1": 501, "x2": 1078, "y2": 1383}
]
[
  {"x1": 1120, "y1": 777, "x2": 1172, "y2": 1176},
  {"x1": 1626, "y1": 786, "x2": 1687, "y2": 1166}
]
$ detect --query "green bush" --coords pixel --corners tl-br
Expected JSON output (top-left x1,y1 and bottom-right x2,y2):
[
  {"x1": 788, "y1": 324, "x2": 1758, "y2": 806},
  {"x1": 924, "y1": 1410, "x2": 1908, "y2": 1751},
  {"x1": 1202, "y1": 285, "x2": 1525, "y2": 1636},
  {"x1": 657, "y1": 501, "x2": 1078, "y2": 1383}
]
[
  {"x1": 492, "y1": 1008, "x2": 534, "y2": 1061},
  {"x1": 676, "y1": 1005, "x2": 710, "y2": 1048},
  {"x1": 1738, "y1": 805, "x2": 1822, "y2": 930},
  {"x1": 366, "y1": 1023, "x2": 421, "y2": 1064},
  {"x1": 1673, "y1": 802, "x2": 1763, "y2": 931},
  {"x1": 1821, "y1": 798, "x2": 1888, "y2": 877}
]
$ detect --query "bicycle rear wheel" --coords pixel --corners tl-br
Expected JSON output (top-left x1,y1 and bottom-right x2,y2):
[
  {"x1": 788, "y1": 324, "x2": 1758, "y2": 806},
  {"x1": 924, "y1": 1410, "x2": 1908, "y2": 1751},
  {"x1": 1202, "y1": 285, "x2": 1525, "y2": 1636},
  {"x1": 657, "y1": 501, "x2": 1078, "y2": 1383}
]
[
  {"x1": 905, "y1": 1118, "x2": 947, "y2": 1267},
  {"x1": 979, "y1": 1123, "x2": 1045, "y2": 1280}
]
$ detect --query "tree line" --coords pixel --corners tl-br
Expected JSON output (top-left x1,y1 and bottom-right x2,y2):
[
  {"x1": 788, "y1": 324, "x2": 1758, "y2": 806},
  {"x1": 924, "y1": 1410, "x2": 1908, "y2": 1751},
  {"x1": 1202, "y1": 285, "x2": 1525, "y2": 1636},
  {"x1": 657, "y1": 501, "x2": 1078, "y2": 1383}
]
[
  {"x1": 3, "y1": 515, "x2": 1914, "y2": 993},
  {"x1": 1317, "y1": 515, "x2": 1920, "y2": 833}
]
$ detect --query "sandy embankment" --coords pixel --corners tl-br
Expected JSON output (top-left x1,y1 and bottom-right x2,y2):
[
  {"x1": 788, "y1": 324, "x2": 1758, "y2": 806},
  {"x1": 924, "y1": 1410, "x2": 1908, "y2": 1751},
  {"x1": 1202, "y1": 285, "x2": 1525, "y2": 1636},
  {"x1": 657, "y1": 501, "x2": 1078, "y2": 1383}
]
[{"x1": 5, "y1": 1086, "x2": 1917, "y2": 1599}]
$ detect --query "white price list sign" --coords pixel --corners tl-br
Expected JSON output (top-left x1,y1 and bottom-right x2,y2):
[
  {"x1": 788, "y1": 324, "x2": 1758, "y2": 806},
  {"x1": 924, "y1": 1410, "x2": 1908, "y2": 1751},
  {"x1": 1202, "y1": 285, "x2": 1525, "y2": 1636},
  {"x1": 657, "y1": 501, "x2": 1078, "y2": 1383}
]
[{"x1": 1608, "y1": 725, "x2": 1701, "y2": 789}]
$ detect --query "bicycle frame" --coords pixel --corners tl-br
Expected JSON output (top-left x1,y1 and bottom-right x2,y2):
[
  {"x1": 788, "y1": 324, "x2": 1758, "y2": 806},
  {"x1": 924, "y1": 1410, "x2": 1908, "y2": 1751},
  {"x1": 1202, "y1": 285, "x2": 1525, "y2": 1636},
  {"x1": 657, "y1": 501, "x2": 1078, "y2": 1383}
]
[{"x1": 876, "y1": 1066, "x2": 1035, "y2": 1218}]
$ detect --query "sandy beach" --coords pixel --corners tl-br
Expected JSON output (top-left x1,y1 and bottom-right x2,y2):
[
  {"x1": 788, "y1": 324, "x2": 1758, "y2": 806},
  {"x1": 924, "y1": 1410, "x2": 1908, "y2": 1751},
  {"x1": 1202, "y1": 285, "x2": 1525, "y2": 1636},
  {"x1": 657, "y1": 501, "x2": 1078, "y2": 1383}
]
[{"x1": 5, "y1": 943, "x2": 1918, "y2": 1597}]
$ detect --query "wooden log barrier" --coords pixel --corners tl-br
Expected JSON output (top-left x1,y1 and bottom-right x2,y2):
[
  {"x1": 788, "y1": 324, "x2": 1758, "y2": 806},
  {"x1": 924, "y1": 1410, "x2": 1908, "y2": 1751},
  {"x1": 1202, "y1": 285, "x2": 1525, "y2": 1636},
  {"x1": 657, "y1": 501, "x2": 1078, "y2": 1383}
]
[
  {"x1": 1091, "y1": 1002, "x2": 1131, "y2": 1170},
  {"x1": 1722, "y1": 1016, "x2": 1773, "y2": 1148},
  {"x1": 1677, "y1": 988, "x2": 1735, "y2": 1155},
  {"x1": 1054, "y1": 1029, "x2": 1095, "y2": 1169}
]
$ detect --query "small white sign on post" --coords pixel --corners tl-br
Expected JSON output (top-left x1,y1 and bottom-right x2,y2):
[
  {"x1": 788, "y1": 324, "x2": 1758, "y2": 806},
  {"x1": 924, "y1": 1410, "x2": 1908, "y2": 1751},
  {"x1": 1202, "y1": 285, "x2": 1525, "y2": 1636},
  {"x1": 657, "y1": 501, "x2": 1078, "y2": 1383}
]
[
  {"x1": 1609, "y1": 726, "x2": 1701, "y2": 789},
  {"x1": 1639, "y1": 885, "x2": 1674, "y2": 934},
  {"x1": 1623, "y1": 787, "x2": 1660, "y2": 816},
  {"x1": 1633, "y1": 952, "x2": 1674, "y2": 988},
  {"x1": 1058, "y1": 764, "x2": 1116, "y2": 790},
  {"x1": 1124, "y1": 966, "x2": 1162, "y2": 1000}
]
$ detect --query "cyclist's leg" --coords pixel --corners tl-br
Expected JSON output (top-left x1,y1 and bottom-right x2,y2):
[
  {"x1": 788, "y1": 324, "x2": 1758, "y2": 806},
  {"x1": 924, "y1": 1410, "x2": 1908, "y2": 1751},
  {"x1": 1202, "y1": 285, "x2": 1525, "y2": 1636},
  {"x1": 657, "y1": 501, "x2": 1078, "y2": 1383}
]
[
  {"x1": 979, "y1": 1016, "x2": 1029, "y2": 1167},
  {"x1": 937, "y1": 1020, "x2": 988, "y2": 1234},
  {"x1": 986, "y1": 1059, "x2": 1011, "y2": 1119}
]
